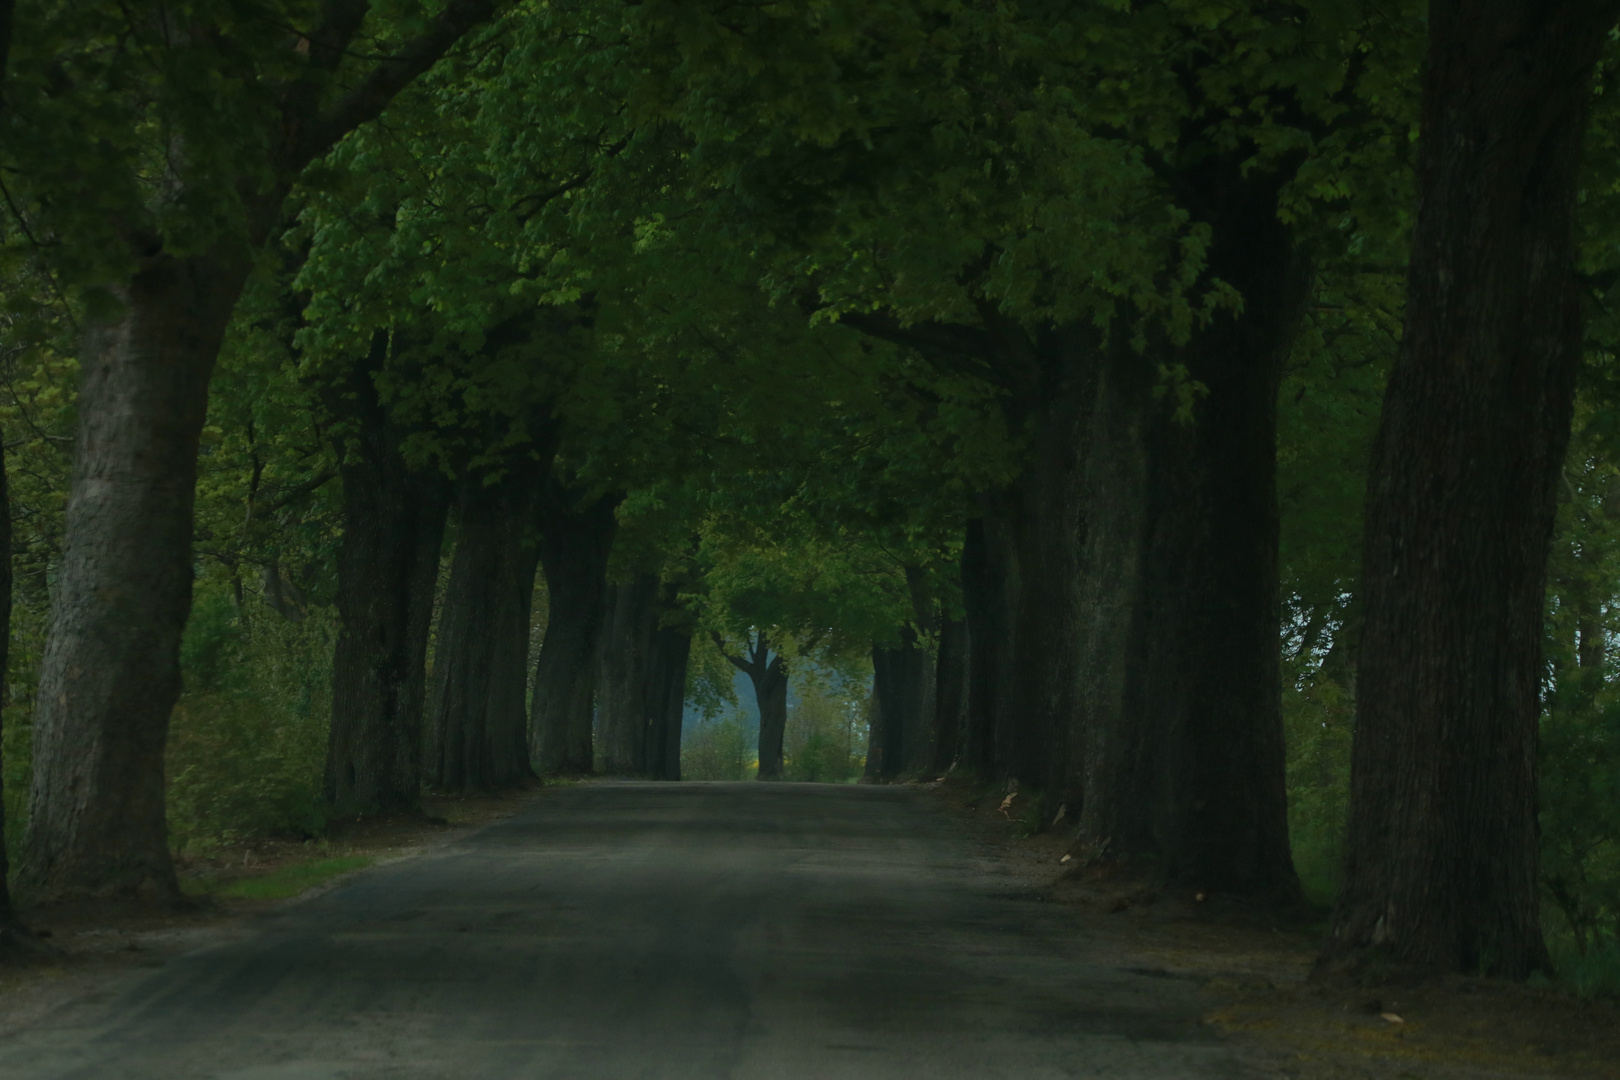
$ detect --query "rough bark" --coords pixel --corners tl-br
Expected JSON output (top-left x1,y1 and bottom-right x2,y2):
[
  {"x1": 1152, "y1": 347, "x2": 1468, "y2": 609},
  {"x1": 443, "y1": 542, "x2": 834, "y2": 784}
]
[
  {"x1": 1063, "y1": 338, "x2": 1155, "y2": 847},
  {"x1": 426, "y1": 458, "x2": 545, "y2": 793},
  {"x1": 715, "y1": 632, "x2": 788, "y2": 780},
  {"x1": 325, "y1": 342, "x2": 452, "y2": 817},
  {"x1": 999, "y1": 353, "x2": 1088, "y2": 806},
  {"x1": 1325, "y1": 0, "x2": 1615, "y2": 978},
  {"x1": 868, "y1": 629, "x2": 933, "y2": 780},
  {"x1": 1073, "y1": 161, "x2": 1308, "y2": 900},
  {"x1": 596, "y1": 578, "x2": 691, "y2": 779},
  {"x1": 19, "y1": 252, "x2": 251, "y2": 903},
  {"x1": 596, "y1": 574, "x2": 662, "y2": 775},
  {"x1": 959, "y1": 514, "x2": 1018, "y2": 781},
  {"x1": 642, "y1": 589, "x2": 692, "y2": 781},
  {"x1": 0, "y1": 428, "x2": 22, "y2": 933},
  {"x1": 928, "y1": 616, "x2": 969, "y2": 777},
  {"x1": 755, "y1": 661, "x2": 789, "y2": 781},
  {"x1": 531, "y1": 487, "x2": 619, "y2": 774},
  {"x1": 864, "y1": 645, "x2": 900, "y2": 781}
]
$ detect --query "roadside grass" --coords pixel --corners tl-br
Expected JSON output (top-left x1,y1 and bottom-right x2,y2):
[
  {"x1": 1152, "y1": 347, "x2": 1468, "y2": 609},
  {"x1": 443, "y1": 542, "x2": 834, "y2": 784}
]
[
  {"x1": 184, "y1": 855, "x2": 374, "y2": 901},
  {"x1": 1547, "y1": 936, "x2": 1620, "y2": 1001}
]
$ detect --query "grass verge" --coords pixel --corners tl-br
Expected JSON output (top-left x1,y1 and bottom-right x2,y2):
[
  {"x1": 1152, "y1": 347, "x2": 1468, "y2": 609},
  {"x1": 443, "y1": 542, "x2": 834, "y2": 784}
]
[{"x1": 184, "y1": 855, "x2": 375, "y2": 901}]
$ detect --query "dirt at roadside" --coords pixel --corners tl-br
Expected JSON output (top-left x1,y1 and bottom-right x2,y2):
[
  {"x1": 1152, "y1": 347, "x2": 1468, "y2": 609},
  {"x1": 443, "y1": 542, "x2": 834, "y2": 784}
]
[
  {"x1": 925, "y1": 777, "x2": 1620, "y2": 1080},
  {"x1": 0, "y1": 784, "x2": 553, "y2": 1040}
]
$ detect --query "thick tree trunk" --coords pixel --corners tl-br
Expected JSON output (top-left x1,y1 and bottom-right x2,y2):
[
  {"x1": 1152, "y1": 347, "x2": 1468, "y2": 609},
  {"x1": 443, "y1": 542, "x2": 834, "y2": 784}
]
[
  {"x1": 1145, "y1": 198, "x2": 1303, "y2": 899},
  {"x1": 754, "y1": 660, "x2": 788, "y2": 781},
  {"x1": 1325, "y1": 1, "x2": 1613, "y2": 978},
  {"x1": 865, "y1": 645, "x2": 901, "y2": 780},
  {"x1": 642, "y1": 597, "x2": 692, "y2": 781},
  {"x1": 718, "y1": 632, "x2": 788, "y2": 780},
  {"x1": 426, "y1": 460, "x2": 544, "y2": 793},
  {"x1": 960, "y1": 514, "x2": 1018, "y2": 781},
  {"x1": 0, "y1": 429, "x2": 23, "y2": 938},
  {"x1": 1068, "y1": 341, "x2": 1159, "y2": 859},
  {"x1": 928, "y1": 616, "x2": 969, "y2": 776},
  {"x1": 712, "y1": 634, "x2": 787, "y2": 777},
  {"x1": 868, "y1": 629, "x2": 933, "y2": 779},
  {"x1": 19, "y1": 252, "x2": 250, "y2": 903},
  {"x1": 596, "y1": 574, "x2": 662, "y2": 775},
  {"x1": 324, "y1": 340, "x2": 452, "y2": 817},
  {"x1": 1000, "y1": 358, "x2": 1088, "y2": 806},
  {"x1": 531, "y1": 488, "x2": 619, "y2": 774},
  {"x1": 1072, "y1": 162, "x2": 1306, "y2": 901}
]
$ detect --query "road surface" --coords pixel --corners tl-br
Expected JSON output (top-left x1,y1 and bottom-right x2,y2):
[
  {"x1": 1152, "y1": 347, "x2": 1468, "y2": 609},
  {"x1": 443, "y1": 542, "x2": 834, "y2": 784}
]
[{"x1": 0, "y1": 783, "x2": 1253, "y2": 1079}]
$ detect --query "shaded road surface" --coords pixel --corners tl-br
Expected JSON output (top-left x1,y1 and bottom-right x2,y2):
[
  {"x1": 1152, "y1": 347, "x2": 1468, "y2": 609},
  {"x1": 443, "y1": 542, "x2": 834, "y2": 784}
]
[{"x1": 0, "y1": 783, "x2": 1253, "y2": 1079}]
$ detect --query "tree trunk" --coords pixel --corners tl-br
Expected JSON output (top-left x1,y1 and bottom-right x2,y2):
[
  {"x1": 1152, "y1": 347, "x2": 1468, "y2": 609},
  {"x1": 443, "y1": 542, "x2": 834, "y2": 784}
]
[
  {"x1": 754, "y1": 657, "x2": 788, "y2": 781},
  {"x1": 929, "y1": 616, "x2": 969, "y2": 777},
  {"x1": 643, "y1": 597, "x2": 692, "y2": 781},
  {"x1": 869, "y1": 629, "x2": 933, "y2": 780},
  {"x1": 865, "y1": 645, "x2": 900, "y2": 781},
  {"x1": 717, "y1": 632, "x2": 788, "y2": 780},
  {"x1": 426, "y1": 460, "x2": 544, "y2": 793},
  {"x1": 324, "y1": 338, "x2": 452, "y2": 817},
  {"x1": 531, "y1": 487, "x2": 619, "y2": 774},
  {"x1": 1145, "y1": 184, "x2": 1303, "y2": 899},
  {"x1": 19, "y1": 251, "x2": 250, "y2": 903},
  {"x1": 1325, "y1": 0, "x2": 1613, "y2": 978},
  {"x1": 596, "y1": 574, "x2": 662, "y2": 776},
  {"x1": 999, "y1": 359, "x2": 1088, "y2": 806},
  {"x1": 960, "y1": 514, "x2": 1018, "y2": 781},
  {"x1": 0, "y1": 428, "x2": 25, "y2": 938},
  {"x1": 1067, "y1": 339, "x2": 1159, "y2": 860},
  {"x1": 1071, "y1": 160, "x2": 1307, "y2": 901}
]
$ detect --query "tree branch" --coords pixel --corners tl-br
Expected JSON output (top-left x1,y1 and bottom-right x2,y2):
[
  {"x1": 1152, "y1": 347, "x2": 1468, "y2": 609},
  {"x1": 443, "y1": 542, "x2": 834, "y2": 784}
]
[
  {"x1": 288, "y1": 0, "x2": 504, "y2": 174},
  {"x1": 836, "y1": 311, "x2": 1014, "y2": 391},
  {"x1": 254, "y1": 469, "x2": 338, "y2": 517},
  {"x1": 709, "y1": 630, "x2": 752, "y2": 674}
]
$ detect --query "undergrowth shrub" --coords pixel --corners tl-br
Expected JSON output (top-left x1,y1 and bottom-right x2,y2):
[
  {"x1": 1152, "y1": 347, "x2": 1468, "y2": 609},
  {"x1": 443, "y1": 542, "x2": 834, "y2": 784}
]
[
  {"x1": 1546, "y1": 937, "x2": 1620, "y2": 1001},
  {"x1": 1539, "y1": 693, "x2": 1620, "y2": 993},
  {"x1": 782, "y1": 677, "x2": 864, "y2": 783},
  {"x1": 681, "y1": 708, "x2": 756, "y2": 781},
  {"x1": 1281, "y1": 650, "x2": 1354, "y2": 909},
  {"x1": 166, "y1": 582, "x2": 336, "y2": 852}
]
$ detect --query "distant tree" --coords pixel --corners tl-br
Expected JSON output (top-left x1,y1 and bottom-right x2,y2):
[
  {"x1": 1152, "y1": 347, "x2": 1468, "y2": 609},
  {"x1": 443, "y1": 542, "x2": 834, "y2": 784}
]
[{"x1": 710, "y1": 631, "x2": 789, "y2": 782}]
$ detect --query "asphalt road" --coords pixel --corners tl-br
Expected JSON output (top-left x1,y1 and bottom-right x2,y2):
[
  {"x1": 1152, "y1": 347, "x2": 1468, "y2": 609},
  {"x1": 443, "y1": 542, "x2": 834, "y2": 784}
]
[{"x1": 0, "y1": 782, "x2": 1252, "y2": 1079}]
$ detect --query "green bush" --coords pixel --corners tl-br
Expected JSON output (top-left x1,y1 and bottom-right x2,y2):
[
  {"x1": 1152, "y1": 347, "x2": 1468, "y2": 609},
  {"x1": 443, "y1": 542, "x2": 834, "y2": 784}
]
[
  {"x1": 681, "y1": 709, "x2": 756, "y2": 781},
  {"x1": 166, "y1": 583, "x2": 336, "y2": 851},
  {"x1": 1540, "y1": 695, "x2": 1620, "y2": 970},
  {"x1": 1281, "y1": 659, "x2": 1354, "y2": 909},
  {"x1": 1547, "y1": 936, "x2": 1620, "y2": 1001},
  {"x1": 782, "y1": 678, "x2": 864, "y2": 783}
]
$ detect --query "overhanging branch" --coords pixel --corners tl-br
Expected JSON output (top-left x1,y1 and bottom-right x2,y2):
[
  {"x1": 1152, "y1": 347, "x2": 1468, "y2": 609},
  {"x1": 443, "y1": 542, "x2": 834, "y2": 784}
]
[{"x1": 289, "y1": 0, "x2": 505, "y2": 173}]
